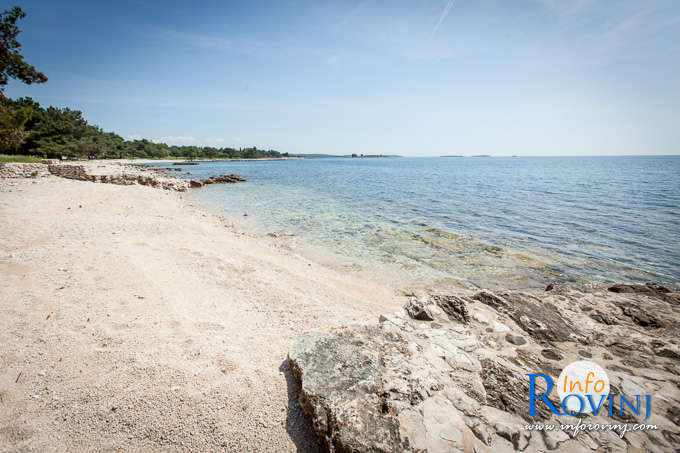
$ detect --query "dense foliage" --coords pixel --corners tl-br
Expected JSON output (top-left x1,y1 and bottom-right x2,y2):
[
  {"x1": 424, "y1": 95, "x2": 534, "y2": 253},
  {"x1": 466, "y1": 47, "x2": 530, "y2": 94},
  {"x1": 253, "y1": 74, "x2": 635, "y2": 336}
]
[{"x1": 1, "y1": 96, "x2": 284, "y2": 159}]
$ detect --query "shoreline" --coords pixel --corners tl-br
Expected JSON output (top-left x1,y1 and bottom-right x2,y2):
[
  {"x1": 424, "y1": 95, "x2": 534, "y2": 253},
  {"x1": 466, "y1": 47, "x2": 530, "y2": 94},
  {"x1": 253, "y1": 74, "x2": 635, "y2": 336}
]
[
  {"x1": 0, "y1": 171, "x2": 402, "y2": 451},
  {"x1": 186, "y1": 190, "x2": 476, "y2": 296},
  {"x1": 1, "y1": 163, "x2": 678, "y2": 451}
]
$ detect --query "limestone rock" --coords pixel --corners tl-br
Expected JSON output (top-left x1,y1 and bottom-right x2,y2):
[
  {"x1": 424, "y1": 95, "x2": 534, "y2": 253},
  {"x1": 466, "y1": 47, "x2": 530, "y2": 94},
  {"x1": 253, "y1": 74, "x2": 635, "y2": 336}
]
[
  {"x1": 430, "y1": 295, "x2": 470, "y2": 324},
  {"x1": 404, "y1": 297, "x2": 434, "y2": 321},
  {"x1": 289, "y1": 284, "x2": 680, "y2": 452},
  {"x1": 473, "y1": 290, "x2": 578, "y2": 344},
  {"x1": 505, "y1": 333, "x2": 526, "y2": 346},
  {"x1": 608, "y1": 282, "x2": 680, "y2": 305}
]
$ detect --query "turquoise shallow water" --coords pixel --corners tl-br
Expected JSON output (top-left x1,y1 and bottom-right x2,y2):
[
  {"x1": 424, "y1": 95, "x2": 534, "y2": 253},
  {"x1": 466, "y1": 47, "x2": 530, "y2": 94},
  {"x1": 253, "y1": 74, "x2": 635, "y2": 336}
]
[{"x1": 163, "y1": 156, "x2": 680, "y2": 290}]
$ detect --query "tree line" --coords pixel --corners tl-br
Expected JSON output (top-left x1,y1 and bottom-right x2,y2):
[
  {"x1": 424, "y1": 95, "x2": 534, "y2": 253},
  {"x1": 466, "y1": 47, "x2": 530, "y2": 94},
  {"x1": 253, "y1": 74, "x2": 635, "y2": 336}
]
[
  {"x1": 0, "y1": 6, "x2": 285, "y2": 160},
  {"x1": 1, "y1": 96, "x2": 284, "y2": 159}
]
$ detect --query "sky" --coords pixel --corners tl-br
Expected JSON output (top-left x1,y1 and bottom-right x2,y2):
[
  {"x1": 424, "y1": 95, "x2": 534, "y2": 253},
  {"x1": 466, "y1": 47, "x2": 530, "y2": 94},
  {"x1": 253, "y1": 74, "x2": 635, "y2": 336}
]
[{"x1": 5, "y1": 0, "x2": 680, "y2": 156}]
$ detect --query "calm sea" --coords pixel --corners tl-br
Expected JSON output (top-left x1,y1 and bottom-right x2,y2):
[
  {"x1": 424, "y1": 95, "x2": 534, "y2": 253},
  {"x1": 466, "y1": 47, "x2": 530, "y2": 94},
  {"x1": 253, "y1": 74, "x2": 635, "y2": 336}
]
[{"x1": 167, "y1": 156, "x2": 679, "y2": 290}]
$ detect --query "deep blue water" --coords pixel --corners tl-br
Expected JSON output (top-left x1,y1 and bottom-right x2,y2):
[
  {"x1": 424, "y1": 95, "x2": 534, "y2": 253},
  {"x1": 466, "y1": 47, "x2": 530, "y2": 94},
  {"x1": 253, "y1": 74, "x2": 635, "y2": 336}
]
[{"x1": 163, "y1": 156, "x2": 680, "y2": 290}]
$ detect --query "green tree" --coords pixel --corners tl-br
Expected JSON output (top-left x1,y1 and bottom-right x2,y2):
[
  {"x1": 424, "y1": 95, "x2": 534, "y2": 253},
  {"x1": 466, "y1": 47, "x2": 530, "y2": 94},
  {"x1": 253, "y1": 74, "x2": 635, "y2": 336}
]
[
  {"x1": 0, "y1": 7, "x2": 46, "y2": 152},
  {"x1": 0, "y1": 96, "x2": 29, "y2": 151},
  {"x1": 0, "y1": 6, "x2": 47, "y2": 94}
]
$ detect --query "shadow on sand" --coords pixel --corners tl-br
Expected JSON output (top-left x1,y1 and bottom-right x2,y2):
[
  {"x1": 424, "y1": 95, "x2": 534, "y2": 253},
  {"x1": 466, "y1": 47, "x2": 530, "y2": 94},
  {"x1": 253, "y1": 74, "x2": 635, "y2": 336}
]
[{"x1": 279, "y1": 359, "x2": 322, "y2": 452}]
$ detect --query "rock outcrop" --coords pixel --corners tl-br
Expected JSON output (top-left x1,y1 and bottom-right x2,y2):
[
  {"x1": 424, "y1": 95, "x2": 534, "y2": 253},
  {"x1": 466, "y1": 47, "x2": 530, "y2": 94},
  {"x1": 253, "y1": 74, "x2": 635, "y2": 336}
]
[
  {"x1": 289, "y1": 284, "x2": 680, "y2": 452},
  {"x1": 608, "y1": 282, "x2": 680, "y2": 305},
  {"x1": 1, "y1": 161, "x2": 246, "y2": 192},
  {"x1": 188, "y1": 174, "x2": 246, "y2": 187},
  {"x1": 48, "y1": 163, "x2": 192, "y2": 191}
]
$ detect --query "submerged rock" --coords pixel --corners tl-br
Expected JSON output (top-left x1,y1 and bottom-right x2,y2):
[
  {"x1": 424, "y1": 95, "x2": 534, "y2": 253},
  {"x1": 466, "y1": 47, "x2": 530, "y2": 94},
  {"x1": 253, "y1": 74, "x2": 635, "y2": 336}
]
[{"x1": 188, "y1": 174, "x2": 246, "y2": 188}]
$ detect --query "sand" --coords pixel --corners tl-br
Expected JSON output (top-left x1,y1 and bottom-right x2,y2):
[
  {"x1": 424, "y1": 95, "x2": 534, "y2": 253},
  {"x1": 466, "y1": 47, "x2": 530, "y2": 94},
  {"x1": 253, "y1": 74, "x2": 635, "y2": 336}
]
[{"x1": 0, "y1": 175, "x2": 403, "y2": 452}]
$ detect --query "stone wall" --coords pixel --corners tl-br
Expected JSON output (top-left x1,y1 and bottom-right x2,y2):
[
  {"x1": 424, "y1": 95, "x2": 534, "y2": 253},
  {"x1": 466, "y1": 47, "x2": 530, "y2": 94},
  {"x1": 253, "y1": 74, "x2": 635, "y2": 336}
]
[
  {"x1": 47, "y1": 164, "x2": 96, "y2": 182},
  {"x1": 1, "y1": 161, "x2": 247, "y2": 193},
  {"x1": 0, "y1": 163, "x2": 50, "y2": 179}
]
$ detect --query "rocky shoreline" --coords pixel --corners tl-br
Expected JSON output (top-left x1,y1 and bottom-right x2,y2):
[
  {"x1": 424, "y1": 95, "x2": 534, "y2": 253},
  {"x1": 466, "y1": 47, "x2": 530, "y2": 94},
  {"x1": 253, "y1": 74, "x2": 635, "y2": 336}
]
[
  {"x1": 0, "y1": 160, "x2": 245, "y2": 191},
  {"x1": 288, "y1": 282, "x2": 680, "y2": 452}
]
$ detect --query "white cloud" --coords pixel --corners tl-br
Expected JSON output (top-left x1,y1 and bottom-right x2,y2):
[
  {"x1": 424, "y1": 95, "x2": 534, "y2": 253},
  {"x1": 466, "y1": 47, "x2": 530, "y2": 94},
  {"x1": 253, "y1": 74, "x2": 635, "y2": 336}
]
[{"x1": 148, "y1": 136, "x2": 228, "y2": 147}]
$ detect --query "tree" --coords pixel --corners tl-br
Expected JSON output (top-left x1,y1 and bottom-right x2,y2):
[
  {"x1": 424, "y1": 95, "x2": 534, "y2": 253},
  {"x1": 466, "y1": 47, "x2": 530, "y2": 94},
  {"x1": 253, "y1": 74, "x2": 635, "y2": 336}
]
[
  {"x1": 0, "y1": 6, "x2": 47, "y2": 94},
  {"x1": 0, "y1": 96, "x2": 29, "y2": 151}
]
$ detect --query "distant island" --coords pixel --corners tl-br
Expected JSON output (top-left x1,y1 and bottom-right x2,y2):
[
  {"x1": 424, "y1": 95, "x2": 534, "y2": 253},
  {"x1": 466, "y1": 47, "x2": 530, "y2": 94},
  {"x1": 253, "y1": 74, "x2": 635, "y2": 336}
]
[
  {"x1": 292, "y1": 153, "x2": 401, "y2": 159},
  {"x1": 441, "y1": 155, "x2": 464, "y2": 157},
  {"x1": 349, "y1": 153, "x2": 391, "y2": 158}
]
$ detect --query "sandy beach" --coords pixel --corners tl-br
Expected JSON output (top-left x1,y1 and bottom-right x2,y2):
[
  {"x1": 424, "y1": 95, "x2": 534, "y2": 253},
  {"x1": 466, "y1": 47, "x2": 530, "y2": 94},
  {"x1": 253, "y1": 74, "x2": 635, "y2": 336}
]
[{"x1": 0, "y1": 173, "x2": 402, "y2": 451}]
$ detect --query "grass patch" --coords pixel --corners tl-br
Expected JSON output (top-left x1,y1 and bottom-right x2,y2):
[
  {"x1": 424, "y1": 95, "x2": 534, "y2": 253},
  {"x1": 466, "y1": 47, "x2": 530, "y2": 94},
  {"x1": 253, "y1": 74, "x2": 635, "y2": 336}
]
[{"x1": 0, "y1": 154, "x2": 42, "y2": 163}]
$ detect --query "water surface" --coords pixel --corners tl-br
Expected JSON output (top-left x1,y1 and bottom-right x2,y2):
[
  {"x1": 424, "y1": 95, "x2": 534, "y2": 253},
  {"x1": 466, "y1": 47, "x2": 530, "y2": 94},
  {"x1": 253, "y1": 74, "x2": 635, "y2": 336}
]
[{"x1": 169, "y1": 156, "x2": 679, "y2": 290}]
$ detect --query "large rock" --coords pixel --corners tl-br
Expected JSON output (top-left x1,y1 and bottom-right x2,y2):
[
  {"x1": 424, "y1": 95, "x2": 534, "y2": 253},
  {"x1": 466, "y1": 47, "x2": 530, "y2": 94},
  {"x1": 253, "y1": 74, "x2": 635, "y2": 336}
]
[
  {"x1": 608, "y1": 282, "x2": 680, "y2": 305},
  {"x1": 288, "y1": 327, "x2": 410, "y2": 452},
  {"x1": 190, "y1": 174, "x2": 246, "y2": 187},
  {"x1": 288, "y1": 284, "x2": 680, "y2": 452}
]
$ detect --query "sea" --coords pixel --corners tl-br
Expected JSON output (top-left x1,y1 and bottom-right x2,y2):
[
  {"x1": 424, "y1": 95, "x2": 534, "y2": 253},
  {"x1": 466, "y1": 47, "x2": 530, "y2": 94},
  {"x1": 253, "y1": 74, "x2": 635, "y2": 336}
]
[{"x1": 158, "y1": 156, "x2": 679, "y2": 291}]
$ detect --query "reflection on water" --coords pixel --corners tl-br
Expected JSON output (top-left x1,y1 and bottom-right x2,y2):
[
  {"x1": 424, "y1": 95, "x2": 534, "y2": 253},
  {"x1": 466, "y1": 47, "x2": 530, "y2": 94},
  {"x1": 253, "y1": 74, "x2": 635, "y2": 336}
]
[{"x1": 170, "y1": 156, "x2": 680, "y2": 290}]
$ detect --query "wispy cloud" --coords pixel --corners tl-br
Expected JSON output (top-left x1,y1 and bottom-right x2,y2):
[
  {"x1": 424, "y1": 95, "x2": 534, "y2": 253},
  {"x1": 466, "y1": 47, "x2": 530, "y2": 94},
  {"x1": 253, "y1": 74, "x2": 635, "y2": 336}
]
[
  {"x1": 153, "y1": 136, "x2": 228, "y2": 146},
  {"x1": 126, "y1": 135, "x2": 228, "y2": 146},
  {"x1": 431, "y1": 0, "x2": 455, "y2": 38}
]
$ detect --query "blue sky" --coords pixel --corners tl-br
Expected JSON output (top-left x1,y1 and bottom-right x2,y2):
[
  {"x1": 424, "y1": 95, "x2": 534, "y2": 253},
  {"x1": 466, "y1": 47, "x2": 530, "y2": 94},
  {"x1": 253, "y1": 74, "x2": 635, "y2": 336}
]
[{"x1": 5, "y1": 0, "x2": 680, "y2": 156}]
